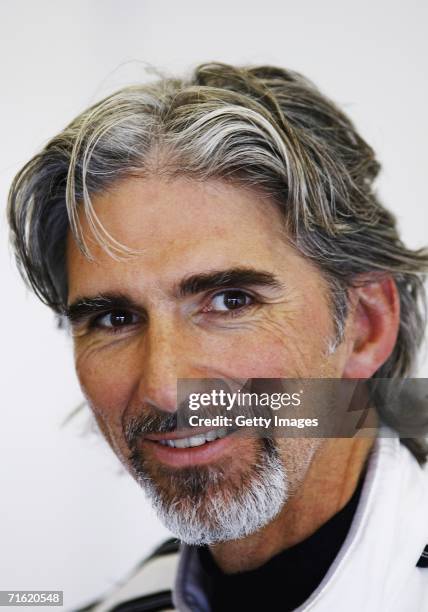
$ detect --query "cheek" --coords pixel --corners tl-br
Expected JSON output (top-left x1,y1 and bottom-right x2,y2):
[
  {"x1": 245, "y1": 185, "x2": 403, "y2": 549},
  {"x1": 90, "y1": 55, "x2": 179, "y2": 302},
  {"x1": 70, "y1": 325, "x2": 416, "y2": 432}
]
[
  {"x1": 205, "y1": 309, "x2": 333, "y2": 379},
  {"x1": 200, "y1": 332, "x2": 310, "y2": 381},
  {"x1": 212, "y1": 336, "x2": 294, "y2": 378},
  {"x1": 74, "y1": 343, "x2": 139, "y2": 447}
]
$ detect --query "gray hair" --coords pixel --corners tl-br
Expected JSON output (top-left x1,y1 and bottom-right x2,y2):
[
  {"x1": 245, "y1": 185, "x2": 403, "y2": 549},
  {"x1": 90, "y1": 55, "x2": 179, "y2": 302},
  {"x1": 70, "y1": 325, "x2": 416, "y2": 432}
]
[{"x1": 7, "y1": 63, "x2": 428, "y2": 460}]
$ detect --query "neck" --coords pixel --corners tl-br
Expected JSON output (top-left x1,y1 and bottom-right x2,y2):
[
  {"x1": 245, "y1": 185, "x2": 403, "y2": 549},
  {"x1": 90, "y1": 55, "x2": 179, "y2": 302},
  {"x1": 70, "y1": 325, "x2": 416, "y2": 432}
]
[{"x1": 209, "y1": 436, "x2": 375, "y2": 573}]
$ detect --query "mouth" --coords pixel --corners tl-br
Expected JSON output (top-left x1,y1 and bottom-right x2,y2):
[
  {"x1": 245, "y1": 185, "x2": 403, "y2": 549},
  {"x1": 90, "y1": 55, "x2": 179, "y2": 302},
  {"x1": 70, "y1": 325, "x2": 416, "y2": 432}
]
[
  {"x1": 155, "y1": 427, "x2": 229, "y2": 448},
  {"x1": 141, "y1": 427, "x2": 239, "y2": 467}
]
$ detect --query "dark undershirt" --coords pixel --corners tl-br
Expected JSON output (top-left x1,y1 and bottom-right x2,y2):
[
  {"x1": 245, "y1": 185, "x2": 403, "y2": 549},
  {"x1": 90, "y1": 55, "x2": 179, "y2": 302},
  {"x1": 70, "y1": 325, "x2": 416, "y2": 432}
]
[{"x1": 197, "y1": 474, "x2": 365, "y2": 612}]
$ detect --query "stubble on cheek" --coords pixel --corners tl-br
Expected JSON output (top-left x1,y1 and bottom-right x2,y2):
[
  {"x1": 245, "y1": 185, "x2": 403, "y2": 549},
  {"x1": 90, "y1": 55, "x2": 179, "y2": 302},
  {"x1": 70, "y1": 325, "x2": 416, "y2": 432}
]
[{"x1": 275, "y1": 437, "x2": 324, "y2": 496}]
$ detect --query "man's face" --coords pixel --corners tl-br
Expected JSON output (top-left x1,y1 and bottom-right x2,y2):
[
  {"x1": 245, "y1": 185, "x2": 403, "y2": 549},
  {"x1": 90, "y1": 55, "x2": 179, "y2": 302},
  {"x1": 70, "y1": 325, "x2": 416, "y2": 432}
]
[{"x1": 67, "y1": 177, "x2": 352, "y2": 543}]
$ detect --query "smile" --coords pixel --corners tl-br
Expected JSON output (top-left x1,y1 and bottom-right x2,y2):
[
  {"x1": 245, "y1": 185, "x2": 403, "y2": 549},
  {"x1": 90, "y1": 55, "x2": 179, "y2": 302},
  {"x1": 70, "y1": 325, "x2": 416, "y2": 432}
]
[
  {"x1": 142, "y1": 426, "x2": 242, "y2": 467},
  {"x1": 157, "y1": 428, "x2": 228, "y2": 448}
]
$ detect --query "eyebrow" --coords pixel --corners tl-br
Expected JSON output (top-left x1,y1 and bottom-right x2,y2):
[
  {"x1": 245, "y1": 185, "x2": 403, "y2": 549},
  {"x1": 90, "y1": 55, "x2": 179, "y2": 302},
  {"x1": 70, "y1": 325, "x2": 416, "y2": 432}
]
[
  {"x1": 65, "y1": 267, "x2": 284, "y2": 323},
  {"x1": 177, "y1": 267, "x2": 284, "y2": 297},
  {"x1": 65, "y1": 293, "x2": 141, "y2": 324}
]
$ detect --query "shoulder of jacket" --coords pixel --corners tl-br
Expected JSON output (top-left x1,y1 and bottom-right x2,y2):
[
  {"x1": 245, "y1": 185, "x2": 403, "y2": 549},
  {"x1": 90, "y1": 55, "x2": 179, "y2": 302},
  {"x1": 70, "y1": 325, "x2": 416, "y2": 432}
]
[{"x1": 74, "y1": 538, "x2": 181, "y2": 612}]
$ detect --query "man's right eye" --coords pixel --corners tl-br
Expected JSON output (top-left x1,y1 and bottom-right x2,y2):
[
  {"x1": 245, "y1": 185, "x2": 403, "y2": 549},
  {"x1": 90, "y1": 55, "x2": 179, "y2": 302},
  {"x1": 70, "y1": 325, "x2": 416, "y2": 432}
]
[{"x1": 91, "y1": 310, "x2": 140, "y2": 330}]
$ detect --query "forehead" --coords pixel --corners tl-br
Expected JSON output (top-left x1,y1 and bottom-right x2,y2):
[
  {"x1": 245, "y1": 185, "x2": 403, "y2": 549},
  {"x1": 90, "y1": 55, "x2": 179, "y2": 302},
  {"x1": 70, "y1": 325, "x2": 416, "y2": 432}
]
[{"x1": 66, "y1": 177, "x2": 302, "y2": 299}]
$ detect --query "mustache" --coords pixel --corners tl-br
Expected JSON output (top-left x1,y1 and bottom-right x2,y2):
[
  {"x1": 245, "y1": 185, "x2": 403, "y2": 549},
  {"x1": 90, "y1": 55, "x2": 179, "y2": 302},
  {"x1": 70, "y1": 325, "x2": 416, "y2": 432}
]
[
  {"x1": 123, "y1": 399, "x2": 274, "y2": 450},
  {"x1": 124, "y1": 409, "x2": 178, "y2": 448}
]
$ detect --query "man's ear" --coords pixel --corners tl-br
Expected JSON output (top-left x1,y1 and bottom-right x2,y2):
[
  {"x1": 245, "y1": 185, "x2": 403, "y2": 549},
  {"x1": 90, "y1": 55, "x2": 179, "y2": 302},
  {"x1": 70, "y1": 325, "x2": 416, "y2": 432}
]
[{"x1": 342, "y1": 277, "x2": 400, "y2": 378}]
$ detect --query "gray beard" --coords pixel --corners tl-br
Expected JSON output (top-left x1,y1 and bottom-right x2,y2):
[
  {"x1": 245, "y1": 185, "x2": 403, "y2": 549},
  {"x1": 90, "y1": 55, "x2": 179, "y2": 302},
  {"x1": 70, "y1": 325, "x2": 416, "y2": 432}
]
[{"x1": 130, "y1": 437, "x2": 289, "y2": 545}]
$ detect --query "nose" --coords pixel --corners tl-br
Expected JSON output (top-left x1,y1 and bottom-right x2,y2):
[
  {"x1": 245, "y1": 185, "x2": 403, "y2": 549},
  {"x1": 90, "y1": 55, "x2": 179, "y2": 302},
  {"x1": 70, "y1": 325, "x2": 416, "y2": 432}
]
[{"x1": 135, "y1": 316, "x2": 196, "y2": 414}]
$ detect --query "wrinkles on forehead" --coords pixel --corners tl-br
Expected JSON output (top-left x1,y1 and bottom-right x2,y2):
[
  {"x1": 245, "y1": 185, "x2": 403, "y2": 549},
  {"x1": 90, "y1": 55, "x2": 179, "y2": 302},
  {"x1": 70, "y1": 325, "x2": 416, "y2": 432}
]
[{"x1": 66, "y1": 176, "x2": 303, "y2": 304}]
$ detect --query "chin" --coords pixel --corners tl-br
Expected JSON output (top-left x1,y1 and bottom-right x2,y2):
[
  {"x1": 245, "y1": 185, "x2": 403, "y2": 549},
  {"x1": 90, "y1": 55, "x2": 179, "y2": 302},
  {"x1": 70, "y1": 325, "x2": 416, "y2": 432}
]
[{"x1": 131, "y1": 437, "x2": 289, "y2": 545}]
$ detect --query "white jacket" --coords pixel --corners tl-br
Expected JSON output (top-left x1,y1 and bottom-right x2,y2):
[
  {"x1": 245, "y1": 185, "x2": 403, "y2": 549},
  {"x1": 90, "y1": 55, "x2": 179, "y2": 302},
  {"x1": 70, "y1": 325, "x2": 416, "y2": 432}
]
[{"x1": 81, "y1": 427, "x2": 428, "y2": 611}]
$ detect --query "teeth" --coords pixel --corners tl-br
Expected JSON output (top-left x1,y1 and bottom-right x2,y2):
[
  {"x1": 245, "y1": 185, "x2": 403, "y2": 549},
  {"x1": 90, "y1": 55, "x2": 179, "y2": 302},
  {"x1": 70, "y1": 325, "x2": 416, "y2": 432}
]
[
  {"x1": 158, "y1": 428, "x2": 228, "y2": 448},
  {"x1": 205, "y1": 430, "x2": 219, "y2": 442}
]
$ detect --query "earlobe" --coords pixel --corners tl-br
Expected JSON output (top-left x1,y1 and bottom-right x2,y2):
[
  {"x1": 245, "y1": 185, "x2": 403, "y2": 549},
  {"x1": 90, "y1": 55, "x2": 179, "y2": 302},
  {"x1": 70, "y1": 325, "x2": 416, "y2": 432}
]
[{"x1": 343, "y1": 277, "x2": 400, "y2": 378}]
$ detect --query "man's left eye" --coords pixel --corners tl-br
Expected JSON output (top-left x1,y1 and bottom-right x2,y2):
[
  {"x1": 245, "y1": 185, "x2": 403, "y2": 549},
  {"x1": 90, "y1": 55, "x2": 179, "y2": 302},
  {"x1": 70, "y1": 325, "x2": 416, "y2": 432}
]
[{"x1": 208, "y1": 290, "x2": 254, "y2": 312}]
